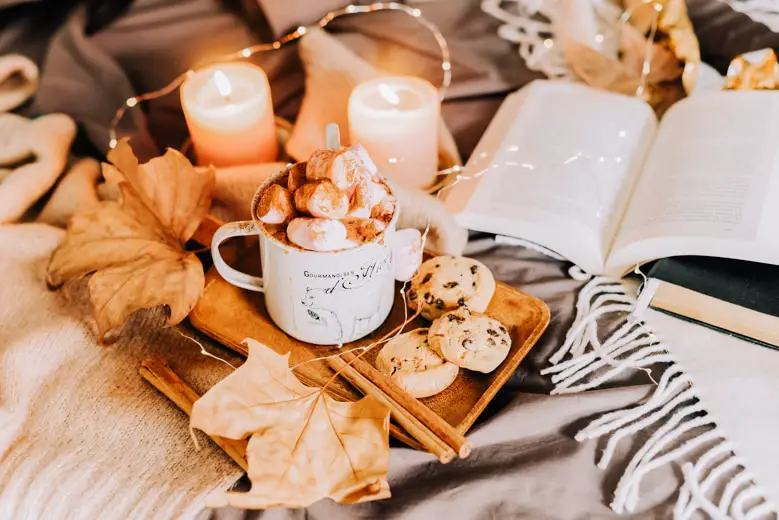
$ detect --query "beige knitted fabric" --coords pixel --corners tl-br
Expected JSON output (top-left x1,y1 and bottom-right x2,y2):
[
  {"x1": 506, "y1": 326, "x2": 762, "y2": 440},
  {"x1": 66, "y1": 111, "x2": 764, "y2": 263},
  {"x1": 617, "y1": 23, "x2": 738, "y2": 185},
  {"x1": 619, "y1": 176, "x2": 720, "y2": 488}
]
[
  {"x1": 0, "y1": 54, "x2": 38, "y2": 113},
  {"x1": 0, "y1": 224, "x2": 244, "y2": 519}
]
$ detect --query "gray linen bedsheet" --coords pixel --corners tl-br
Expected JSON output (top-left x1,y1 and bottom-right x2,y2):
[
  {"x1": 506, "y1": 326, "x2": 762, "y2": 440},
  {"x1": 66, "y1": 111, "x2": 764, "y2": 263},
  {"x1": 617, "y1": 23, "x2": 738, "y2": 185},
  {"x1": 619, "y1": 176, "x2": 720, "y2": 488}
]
[{"x1": 3, "y1": 0, "x2": 777, "y2": 517}]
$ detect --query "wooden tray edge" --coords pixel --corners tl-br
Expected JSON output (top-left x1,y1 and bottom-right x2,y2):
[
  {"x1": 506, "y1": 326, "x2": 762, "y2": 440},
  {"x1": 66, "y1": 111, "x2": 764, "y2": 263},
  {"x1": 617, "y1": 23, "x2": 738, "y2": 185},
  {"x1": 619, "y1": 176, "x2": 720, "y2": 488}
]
[{"x1": 456, "y1": 281, "x2": 550, "y2": 434}]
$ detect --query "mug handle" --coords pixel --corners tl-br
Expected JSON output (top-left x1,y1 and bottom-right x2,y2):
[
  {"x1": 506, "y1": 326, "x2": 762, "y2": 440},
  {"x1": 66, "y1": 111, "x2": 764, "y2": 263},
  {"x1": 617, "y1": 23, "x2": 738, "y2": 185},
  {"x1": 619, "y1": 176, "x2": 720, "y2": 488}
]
[{"x1": 211, "y1": 221, "x2": 265, "y2": 292}]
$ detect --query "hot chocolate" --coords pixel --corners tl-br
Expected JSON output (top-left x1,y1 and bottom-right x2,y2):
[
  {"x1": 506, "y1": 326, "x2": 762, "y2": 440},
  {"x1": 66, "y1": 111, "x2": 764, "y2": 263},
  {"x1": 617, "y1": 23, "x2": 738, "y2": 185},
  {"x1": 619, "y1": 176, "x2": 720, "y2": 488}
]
[{"x1": 255, "y1": 145, "x2": 396, "y2": 252}]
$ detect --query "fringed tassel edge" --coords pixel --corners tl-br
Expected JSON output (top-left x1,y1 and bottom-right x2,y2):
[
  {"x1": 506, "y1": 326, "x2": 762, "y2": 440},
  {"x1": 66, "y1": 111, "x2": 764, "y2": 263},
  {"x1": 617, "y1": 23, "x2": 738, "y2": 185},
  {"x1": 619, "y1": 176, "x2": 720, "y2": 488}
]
[{"x1": 543, "y1": 277, "x2": 777, "y2": 518}]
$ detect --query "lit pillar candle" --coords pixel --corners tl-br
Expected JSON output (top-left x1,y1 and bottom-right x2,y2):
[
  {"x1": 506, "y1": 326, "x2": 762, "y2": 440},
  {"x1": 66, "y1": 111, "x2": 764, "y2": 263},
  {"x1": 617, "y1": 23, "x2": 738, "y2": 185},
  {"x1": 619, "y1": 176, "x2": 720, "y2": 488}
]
[
  {"x1": 348, "y1": 76, "x2": 440, "y2": 189},
  {"x1": 181, "y1": 62, "x2": 277, "y2": 167}
]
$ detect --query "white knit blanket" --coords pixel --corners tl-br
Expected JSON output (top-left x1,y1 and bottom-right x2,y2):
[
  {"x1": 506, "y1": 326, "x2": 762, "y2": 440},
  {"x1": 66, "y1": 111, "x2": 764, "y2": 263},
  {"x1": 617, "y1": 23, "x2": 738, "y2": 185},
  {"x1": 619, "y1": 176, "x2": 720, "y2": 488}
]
[
  {"x1": 0, "y1": 224, "x2": 242, "y2": 519},
  {"x1": 541, "y1": 277, "x2": 778, "y2": 518},
  {"x1": 649, "y1": 309, "x2": 779, "y2": 514}
]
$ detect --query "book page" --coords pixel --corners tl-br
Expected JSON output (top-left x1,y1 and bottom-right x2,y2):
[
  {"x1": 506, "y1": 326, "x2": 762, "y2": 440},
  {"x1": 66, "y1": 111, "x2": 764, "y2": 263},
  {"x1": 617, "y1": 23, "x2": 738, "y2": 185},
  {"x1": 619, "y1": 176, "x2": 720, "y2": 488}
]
[
  {"x1": 445, "y1": 81, "x2": 657, "y2": 275},
  {"x1": 608, "y1": 91, "x2": 779, "y2": 276}
]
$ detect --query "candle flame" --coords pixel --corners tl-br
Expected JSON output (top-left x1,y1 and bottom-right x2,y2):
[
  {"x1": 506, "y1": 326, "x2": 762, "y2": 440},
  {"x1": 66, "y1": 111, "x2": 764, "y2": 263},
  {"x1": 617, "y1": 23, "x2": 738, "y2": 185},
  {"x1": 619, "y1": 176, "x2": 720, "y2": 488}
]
[
  {"x1": 212, "y1": 70, "x2": 233, "y2": 98},
  {"x1": 378, "y1": 83, "x2": 400, "y2": 106}
]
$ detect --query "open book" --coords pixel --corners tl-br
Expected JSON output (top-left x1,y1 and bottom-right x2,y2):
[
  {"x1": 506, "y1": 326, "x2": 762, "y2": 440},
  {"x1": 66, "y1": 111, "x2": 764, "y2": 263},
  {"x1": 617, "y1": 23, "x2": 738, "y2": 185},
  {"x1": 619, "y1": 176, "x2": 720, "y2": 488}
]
[{"x1": 442, "y1": 80, "x2": 779, "y2": 277}]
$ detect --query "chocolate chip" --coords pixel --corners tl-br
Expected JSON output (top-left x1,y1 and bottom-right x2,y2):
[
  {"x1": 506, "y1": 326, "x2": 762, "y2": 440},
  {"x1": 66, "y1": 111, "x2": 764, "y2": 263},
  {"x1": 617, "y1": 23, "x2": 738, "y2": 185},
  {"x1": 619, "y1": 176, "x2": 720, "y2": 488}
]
[
  {"x1": 462, "y1": 338, "x2": 474, "y2": 348},
  {"x1": 472, "y1": 281, "x2": 476, "y2": 288},
  {"x1": 447, "y1": 314, "x2": 465, "y2": 323},
  {"x1": 444, "y1": 281, "x2": 458, "y2": 289},
  {"x1": 499, "y1": 325, "x2": 507, "y2": 333},
  {"x1": 408, "y1": 290, "x2": 417, "y2": 301},
  {"x1": 470, "y1": 265, "x2": 478, "y2": 274},
  {"x1": 424, "y1": 292, "x2": 433, "y2": 304},
  {"x1": 435, "y1": 298, "x2": 445, "y2": 310},
  {"x1": 435, "y1": 263, "x2": 440, "y2": 268},
  {"x1": 487, "y1": 329, "x2": 499, "y2": 337},
  {"x1": 417, "y1": 329, "x2": 427, "y2": 335},
  {"x1": 502, "y1": 339, "x2": 508, "y2": 345},
  {"x1": 422, "y1": 273, "x2": 432, "y2": 284},
  {"x1": 487, "y1": 338, "x2": 496, "y2": 346},
  {"x1": 457, "y1": 297, "x2": 466, "y2": 306}
]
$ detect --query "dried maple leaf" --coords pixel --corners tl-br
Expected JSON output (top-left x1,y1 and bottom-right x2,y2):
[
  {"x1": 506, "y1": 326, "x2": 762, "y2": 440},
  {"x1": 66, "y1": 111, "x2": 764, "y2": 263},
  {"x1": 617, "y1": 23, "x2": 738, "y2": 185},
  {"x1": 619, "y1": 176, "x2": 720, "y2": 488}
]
[
  {"x1": 620, "y1": 23, "x2": 683, "y2": 84},
  {"x1": 565, "y1": 41, "x2": 641, "y2": 96},
  {"x1": 47, "y1": 138, "x2": 215, "y2": 343},
  {"x1": 191, "y1": 339, "x2": 391, "y2": 509},
  {"x1": 623, "y1": 0, "x2": 700, "y2": 92},
  {"x1": 565, "y1": 23, "x2": 685, "y2": 116},
  {"x1": 565, "y1": 25, "x2": 681, "y2": 91}
]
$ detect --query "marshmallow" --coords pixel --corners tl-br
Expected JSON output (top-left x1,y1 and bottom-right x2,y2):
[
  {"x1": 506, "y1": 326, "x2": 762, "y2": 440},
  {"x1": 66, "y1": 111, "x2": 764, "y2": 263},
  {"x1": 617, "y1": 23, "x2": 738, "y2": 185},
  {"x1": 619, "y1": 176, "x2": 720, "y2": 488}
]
[
  {"x1": 306, "y1": 148, "x2": 367, "y2": 190},
  {"x1": 347, "y1": 178, "x2": 372, "y2": 218},
  {"x1": 256, "y1": 184, "x2": 296, "y2": 224},
  {"x1": 350, "y1": 144, "x2": 378, "y2": 177},
  {"x1": 348, "y1": 175, "x2": 390, "y2": 218},
  {"x1": 294, "y1": 180, "x2": 349, "y2": 219},
  {"x1": 287, "y1": 162, "x2": 307, "y2": 193},
  {"x1": 286, "y1": 218, "x2": 351, "y2": 251},
  {"x1": 343, "y1": 218, "x2": 386, "y2": 244},
  {"x1": 371, "y1": 195, "x2": 396, "y2": 222},
  {"x1": 392, "y1": 228, "x2": 423, "y2": 282},
  {"x1": 366, "y1": 179, "x2": 388, "y2": 206}
]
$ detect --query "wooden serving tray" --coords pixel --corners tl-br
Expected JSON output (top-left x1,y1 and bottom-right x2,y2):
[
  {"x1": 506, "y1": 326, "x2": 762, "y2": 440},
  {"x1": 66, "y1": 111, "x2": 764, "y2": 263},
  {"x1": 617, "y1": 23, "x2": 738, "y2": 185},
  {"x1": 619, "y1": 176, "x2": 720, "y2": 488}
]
[{"x1": 190, "y1": 237, "x2": 550, "y2": 448}]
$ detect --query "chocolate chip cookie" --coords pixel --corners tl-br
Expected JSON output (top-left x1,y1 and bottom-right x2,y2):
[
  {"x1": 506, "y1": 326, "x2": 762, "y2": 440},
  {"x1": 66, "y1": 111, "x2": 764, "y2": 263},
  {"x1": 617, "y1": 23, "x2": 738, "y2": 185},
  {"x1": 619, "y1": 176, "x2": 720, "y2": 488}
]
[
  {"x1": 428, "y1": 307, "x2": 511, "y2": 373},
  {"x1": 405, "y1": 256, "x2": 496, "y2": 320},
  {"x1": 375, "y1": 328, "x2": 459, "y2": 398}
]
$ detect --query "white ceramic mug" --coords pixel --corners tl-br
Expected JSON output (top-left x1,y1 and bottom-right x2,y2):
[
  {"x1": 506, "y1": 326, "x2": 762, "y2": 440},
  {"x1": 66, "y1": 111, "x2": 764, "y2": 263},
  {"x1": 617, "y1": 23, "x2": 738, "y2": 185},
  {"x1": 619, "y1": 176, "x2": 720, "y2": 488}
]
[{"x1": 211, "y1": 168, "x2": 404, "y2": 345}]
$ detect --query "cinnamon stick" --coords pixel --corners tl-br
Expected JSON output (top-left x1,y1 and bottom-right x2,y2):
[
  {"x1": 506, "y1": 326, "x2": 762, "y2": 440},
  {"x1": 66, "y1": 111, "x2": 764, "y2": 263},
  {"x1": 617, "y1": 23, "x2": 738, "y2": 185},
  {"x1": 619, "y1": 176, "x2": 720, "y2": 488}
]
[
  {"x1": 140, "y1": 356, "x2": 249, "y2": 471},
  {"x1": 339, "y1": 351, "x2": 472, "y2": 459},
  {"x1": 327, "y1": 356, "x2": 455, "y2": 464}
]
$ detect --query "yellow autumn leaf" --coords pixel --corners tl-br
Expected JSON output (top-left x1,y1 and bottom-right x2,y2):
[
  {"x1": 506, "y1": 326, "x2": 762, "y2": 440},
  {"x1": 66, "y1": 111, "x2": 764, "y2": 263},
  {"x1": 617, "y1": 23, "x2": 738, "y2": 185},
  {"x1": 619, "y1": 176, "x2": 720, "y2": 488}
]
[
  {"x1": 47, "y1": 138, "x2": 214, "y2": 343},
  {"x1": 565, "y1": 23, "x2": 687, "y2": 115},
  {"x1": 191, "y1": 339, "x2": 391, "y2": 509},
  {"x1": 565, "y1": 40, "x2": 641, "y2": 96}
]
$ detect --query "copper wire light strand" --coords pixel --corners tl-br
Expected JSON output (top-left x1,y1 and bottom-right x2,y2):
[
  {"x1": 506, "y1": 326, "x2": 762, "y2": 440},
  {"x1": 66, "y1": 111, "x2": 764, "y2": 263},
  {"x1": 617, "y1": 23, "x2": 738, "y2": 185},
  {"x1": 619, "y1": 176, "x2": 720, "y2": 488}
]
[
  {"x1": 107, "y1": 2, "x2": 452, "y2": 150},
  {"x1": 619, "y1": 0, "x2": 663, "y2": 100}
]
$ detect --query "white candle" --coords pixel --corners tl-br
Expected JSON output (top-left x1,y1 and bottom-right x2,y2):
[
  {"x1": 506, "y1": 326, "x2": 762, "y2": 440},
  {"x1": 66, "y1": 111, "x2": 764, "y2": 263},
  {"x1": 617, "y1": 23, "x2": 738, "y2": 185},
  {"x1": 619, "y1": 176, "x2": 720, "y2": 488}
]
[
  {"x1": 348, "y1": 76, "x2": 440, "y2": 189},
  {"x1": 181, "y1": 62, "x2": 277, "y2": 167}
]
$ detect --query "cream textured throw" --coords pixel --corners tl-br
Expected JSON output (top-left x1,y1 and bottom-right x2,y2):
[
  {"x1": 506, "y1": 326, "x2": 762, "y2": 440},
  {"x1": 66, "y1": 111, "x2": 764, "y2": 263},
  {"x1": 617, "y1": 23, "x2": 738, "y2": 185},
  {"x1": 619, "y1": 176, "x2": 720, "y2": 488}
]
[
  {"x1": 0, "y1": 54, "x2": 84, "y2": 225},
  {"x1": 0, "y1": 54, "x2": 38, "y2": 112},
  {"x1": 647, "y1": 309, "x2": 779, "y2": 509},
  {"x1": 0, "y1": 224, "x2": 243, "y2": 519}
]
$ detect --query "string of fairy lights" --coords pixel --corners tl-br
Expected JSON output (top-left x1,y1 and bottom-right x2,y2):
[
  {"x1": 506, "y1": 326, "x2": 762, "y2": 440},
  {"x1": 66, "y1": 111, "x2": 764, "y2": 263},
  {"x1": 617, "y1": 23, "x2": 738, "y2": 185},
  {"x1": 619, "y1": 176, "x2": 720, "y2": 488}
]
[
  {"x1": 625, "y1": 0, "x2": 664, "y2": 99},
  {"x1": 107, "y1": 2, "x2": 452, "y2": 150},
  {"x1": 107, "y1": 0, "x2": 663, "y2": 189}
]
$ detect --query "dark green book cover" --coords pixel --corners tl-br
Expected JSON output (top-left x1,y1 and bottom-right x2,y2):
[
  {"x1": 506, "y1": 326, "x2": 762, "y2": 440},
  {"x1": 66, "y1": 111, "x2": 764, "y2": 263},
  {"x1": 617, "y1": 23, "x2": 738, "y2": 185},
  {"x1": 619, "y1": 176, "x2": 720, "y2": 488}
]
[{"x1": 646, "y1": 256, "x2": 779, "y2": 349}]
